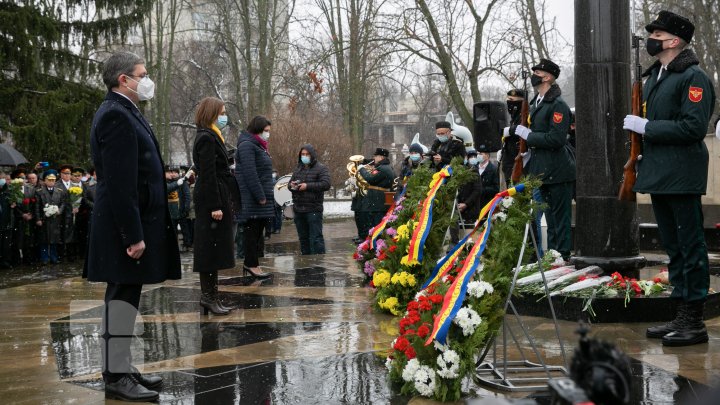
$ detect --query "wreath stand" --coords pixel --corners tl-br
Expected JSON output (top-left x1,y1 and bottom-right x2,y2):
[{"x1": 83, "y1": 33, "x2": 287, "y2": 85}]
[{"x1": 475, "y1": 219, "x2": 569, "y2": 392}]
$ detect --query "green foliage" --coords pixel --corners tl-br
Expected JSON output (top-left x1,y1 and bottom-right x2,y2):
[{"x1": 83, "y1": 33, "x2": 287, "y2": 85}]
[{"x1": 0, "y1": 1, "x2": 152, "y2": 164}]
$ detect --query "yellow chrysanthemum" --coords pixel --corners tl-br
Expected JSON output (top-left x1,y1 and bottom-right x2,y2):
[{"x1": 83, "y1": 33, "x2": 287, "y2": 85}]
[
  {"x1": 380, "y1": 297, "x2": 401, "y2": 316},
  {"x1": 396, "y1": 224, "x2": 410, "y2": 240},
  {"x1": 373, "y1": 270, "x2": 391, "y2": 288},
  {"x1": 68, "y1": 186, "x2": 83, "y2": 196},
  {"x1": 400, "y1": 255, "x2": 420, "y2": 267},
  {"x1": 405, "y1": 273, "x2": 417, "y2": 287}
]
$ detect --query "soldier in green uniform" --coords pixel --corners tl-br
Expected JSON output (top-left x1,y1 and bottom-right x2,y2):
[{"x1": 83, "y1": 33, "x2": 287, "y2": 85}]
[
  {"x1": 623, "y1": 11, "x2": 716, "y2": 347},
  {"x1": 357, "y1": 148, "x2": 395, "y2": 239},
  {"x1": 507, "y1": 58, "x2": 576, "y2": 260}
]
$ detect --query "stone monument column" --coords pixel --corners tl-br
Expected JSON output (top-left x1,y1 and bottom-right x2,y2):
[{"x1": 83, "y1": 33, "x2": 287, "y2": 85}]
[{"x1": 573, "y1": 0, "x2": 645, "y2": 274}]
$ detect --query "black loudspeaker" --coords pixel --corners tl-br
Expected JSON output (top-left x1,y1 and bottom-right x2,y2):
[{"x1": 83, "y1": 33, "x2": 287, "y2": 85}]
[{"x1": 473, "y1": 101, "x2": 509, "y2": 152}]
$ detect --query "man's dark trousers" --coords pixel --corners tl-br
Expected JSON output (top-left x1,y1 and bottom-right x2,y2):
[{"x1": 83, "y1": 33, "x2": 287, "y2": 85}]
[
  {"x1": 102, "y1": 283, "x2": 143, "y2": 381},
  {"x1": 294, "y1": 211, "x2": 326, "y2": 254},
  {"x1": 540, "y1": 181, "x2": 573, "y2": 259},
  {"x1": 651, "y1": 194, "x2": 709, "y2": 302}
]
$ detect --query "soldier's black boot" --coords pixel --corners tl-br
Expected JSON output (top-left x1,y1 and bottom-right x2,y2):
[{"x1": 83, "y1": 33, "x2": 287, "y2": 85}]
[
  {"x1": 662, "y1": 301, "x2": 709, "y2": 347},
  {"x1": 646, "y1": 301, "x2": 686, "y2": 338},
  {"x1": 199, "y1": 272, "x2": 229, "y2": 316}
]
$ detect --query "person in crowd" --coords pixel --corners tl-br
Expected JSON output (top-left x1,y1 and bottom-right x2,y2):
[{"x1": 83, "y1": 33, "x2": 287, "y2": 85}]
[
  {"x1": 450, "y1": 150, "x2": 482, "y2": 244},
  {"x1": 289, "y1": 144, "x2": 331, "y2": 255},
  {"x1": 84, "y1": 50, "x2": 180, "y2": 402},
  {"x1": 180, "y1": 170, "x2": 195, "y2": 251},
  {"x1": 0, "y1": 171, "x2": 12, "y2": 268},
  {"x1": 499, "y1": 88, "x2": 526, "y2": 187},
  {"x1": 192, "y1": 97, "x2": 240, "y2": 315},
  {"x1": 69, "y1": 167, "x2": 90, "y2": 259},
  {"x1": 35, "y1": 170, "x2": 67, "y2": 265},
  {"x1": 235, "y1": 115, "x2": 274, "y2": 279},
  {"x1": 476, "y1": 151, "x2": 500, "y2": 208},
  {"x1": 504, "y1": 58, "x2": 575, "y2": 260},
  {"x1": 427, "y1": 121, "x2": 466, "y2": 171},
  {"x1": 350, "y1": 156, "x2": 374, "y2": 244},
  {"x1": 623, "y1": 11, "x2": 715, "y2": 347},
  {"x1": 55, "y1": 164, "x2": 73, "y2": 261},
  {"x1": 271, "y1": 170, "x2": 283, "y2": 234},
  {"x1": 401, "y1": 143, "x2": 425, "y2": 181},
  {"x1": 357, "y1": 148, "x2": 395, "y2": 239}
]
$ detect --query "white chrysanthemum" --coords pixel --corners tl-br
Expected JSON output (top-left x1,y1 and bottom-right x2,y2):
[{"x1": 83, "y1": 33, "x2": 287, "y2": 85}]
[
  {"x1": 501, "y1": 196, "x2": 514, "y2": 209},
  {"x1": 414, "y1": 290, "x2": 428, "y2": 300},
  {"x1": 402, "y1": 358, "x2": 421, "y2": 382},
  {"x1": 390, "y1": 338, "x2": 397, "y2": 350},
  {"x1": 413, "y1": 365, "x2": 437, "y2": 397},
  {"x1": 467, "y1": 280, "x2": 495, "y2": 298},
  {"x1": 453, "y1": 307, "x2": 482, "y2": 336},
  {"x1": 492, "y1": 212, "x2": 508, "y2": 222},
  {"x1": 386, "y1": 357, "x2": 394, "y2": 371},
  {"x1": 436, "y1": 350, "x2": 461, "y2": 379},
  {"x1": 433, "y1": 340, "x2": 448, "y2": 352}
]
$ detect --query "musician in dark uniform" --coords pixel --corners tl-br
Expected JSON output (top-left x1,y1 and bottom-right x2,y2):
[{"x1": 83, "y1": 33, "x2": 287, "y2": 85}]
[
  {"x1": 623, "y1": 11, "x2": 715, "y2": 347},
  {"x1": 427, "y1": 121, "x2": 466, "y2": 171},
  {"x1": 357, "y1": 148, "x2": 395, "y2": 240}
]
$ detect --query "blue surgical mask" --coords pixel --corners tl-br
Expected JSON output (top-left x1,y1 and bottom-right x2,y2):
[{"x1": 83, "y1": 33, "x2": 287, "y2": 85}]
[
  {"x1": 409, "y1": 153, "x2": 421, "y2": 162},
  {"x1": 468, "y1": 157, "x2": 478, "y2": 166},
  {"x1": 216, "y1": 114, "x2": 228, "y2": 129},
  {"x1": 437, "y1": 135, "x2": 449, "y2": 143},
  {"x1": 463, "y1": 158, "x2": 468, "y2": 165},
  {"x1": 261, "y1": 131, "x2": 270, "y2": 141},
  {"x1": 301, "y1": 155, "x2": 311, "y2": 164},
  {"x1": 0, "y1": 179, "x2": 5, "y2": 187},
  {"x1": 478, "y1": 154, "x2": 486, "y2": 164}
]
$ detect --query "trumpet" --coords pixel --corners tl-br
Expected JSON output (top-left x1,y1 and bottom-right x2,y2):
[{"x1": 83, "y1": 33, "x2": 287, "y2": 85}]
[{"x1": 346, "y1": 155, "x2": 372, "y2": 197}]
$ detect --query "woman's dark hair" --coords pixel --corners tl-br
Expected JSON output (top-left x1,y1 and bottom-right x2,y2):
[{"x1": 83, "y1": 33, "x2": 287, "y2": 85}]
[{"x1": 247, "y1": 115, "x2": 272, "y2": 135}]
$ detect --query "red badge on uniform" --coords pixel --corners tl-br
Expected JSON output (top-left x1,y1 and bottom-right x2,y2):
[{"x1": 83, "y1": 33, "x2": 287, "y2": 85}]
[
  {"x1": 553, "y1": 112, "x2": 563, "y2": 124},
  {"x1": 688, "y1": 87, "x2": 703, "y2": 103}
]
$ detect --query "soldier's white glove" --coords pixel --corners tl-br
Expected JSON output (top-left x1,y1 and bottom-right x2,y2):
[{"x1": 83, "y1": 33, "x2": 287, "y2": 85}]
[
  {"x1": 623, "y1": 115, "x2": 648, "y2": 135},
  {"x1": 496, "y1": 149, "x2": 502, "y2": 162},
  {"x1": 177, "y1": 178, "x2": 184, "y2": 186},
  {"x1": 515, "y1": 125, "x2": 531, "y2": 140},
  {"x1": 715, "y1": 120, "x2": 720, "y2": 140},
  {"x1": 521, "y1": 151, "x2": 531, "y2": 167},
  {"x1": 502, "y1": 127, "x2": 510, "y2": 138}
]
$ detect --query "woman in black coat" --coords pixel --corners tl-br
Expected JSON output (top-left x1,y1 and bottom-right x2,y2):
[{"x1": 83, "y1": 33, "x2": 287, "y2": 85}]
[
  {"x1": 192, "y1": 97, "x2": 240, "y2": 315},
  {"x1": 234, "y1": 115, "x2": 274, "y2": 278}
]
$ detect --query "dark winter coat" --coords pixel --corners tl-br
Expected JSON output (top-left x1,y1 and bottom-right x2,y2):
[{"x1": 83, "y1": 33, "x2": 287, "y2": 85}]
[
  {"x1": 428, "y1": 137, "x2": 466, "y2": 170},
  {"x1": 358, "y1": 158, "x2": 395, "y2": 212},
  {"x1": 192, "y1": 127, "x2": 237, "y2": 273},
  {"x1": 634, "y1": 49, "x2": 716, "y2": 195},
  {"x1": 289, "y1": 144, "x2": 331, "y2": 213},
  {"x1": 457, "y1": 169, "x2": 482, "y2": 223},
  {"x1": 478, "y1": 161, "x2": 500, "y2": 209},
  {"x1": 524, "y1": 84, "x2": 576, "y2": 184},
  {"x1": 84, "y1": 91, "x2": 181, "y2": 285},
  {"x1": 501, "y1": 106, "x2": 523, "y2": 179},
  {"x1": 35, "y1": 186, "x2": 67, "y2": 244},
  {"x1": 234, "y1": 130, "x2": 275, "y2": 221}
]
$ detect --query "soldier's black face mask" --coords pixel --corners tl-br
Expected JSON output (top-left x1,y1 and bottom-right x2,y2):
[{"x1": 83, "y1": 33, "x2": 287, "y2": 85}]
[
  {"x1": 530, "y1": 74, "x2": 544, "y2": 87},
  {"x1": 646, "y1": 37, "x2": 668, "y2": 56},
  {"x1": 506, "y1": 100, "x2": 523, "y2": 116}
]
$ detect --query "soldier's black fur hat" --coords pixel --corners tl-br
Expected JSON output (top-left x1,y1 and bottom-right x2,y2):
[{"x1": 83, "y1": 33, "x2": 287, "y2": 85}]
[
  {"x1": 532, "y1": 59, "x2": 561, "y2": 78},
  {"x1": 646, "y1": 10, "x2": 694, "y2": 43}
]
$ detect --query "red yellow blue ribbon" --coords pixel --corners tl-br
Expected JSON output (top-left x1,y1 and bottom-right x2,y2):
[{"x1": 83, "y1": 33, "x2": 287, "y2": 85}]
[
  {"x1": 425, "y1": 184, "x2": 525, "y2": 345},
  {"x1": 405, "y1": 166, "x2": 453, "y2": 265}
]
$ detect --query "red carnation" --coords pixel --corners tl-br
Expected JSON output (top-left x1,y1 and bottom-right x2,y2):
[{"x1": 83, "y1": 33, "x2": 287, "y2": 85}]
[
  {"x1": 427, "y1": 284, "x2": 436, "y2": 294},
  {"x1": 417, "y1": 324, "x2": 430, "y2": 338},
  {"x1": 378, "y1": 252, "x2": 387, "y2": 261},
  {"x1": 429, "y1": 294, "x2": 443, "y2": 304},
  {"x1": 404, "y1": 328, "x2": 416, "y2": 336},
  {"x1": 393, "y1": 336, "x2": 410, "y2": 351},
  {"x1": 419, "y1": 300, "x2": 432, "y2": 311},
  {"x1": 404, "y1": 347, "x2": 416, "y2": 359},
  {"x1": 353, "y1": 252, "x2": 360, "y2": 260},
  {"x1": 22, "y1": 198, "x2": 30, "y2": 205},
  {"x1": 407, "y1": 301, "x2": 419, "y2": 311},
  {"x1": 389, "y1": 245, "x2": 397, "y2": 253},
  {"x1": 653, "y1": 277, "x2": 662, "y2": 283}
]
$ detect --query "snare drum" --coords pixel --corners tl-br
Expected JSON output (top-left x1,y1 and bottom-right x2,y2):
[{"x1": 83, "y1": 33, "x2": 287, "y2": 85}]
[{"x1": 273, "y1": 174, "x2": 293, "y2": 207}]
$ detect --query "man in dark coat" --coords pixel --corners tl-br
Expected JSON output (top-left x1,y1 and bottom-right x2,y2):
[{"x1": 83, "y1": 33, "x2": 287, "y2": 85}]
[
  {"x1": 289, "y1": 144, "x2": 331, "y2": 255},
  {"x1": 508, "y1": 58, "x2": 576, "y2": 260},
  {"x1": 35, "y1": 171, "x2": 67, "y2": 264},
  {"x1": 358, "y1": 148, "x2": 395, "y2": 239},
  {"x1": 623, "y1": 11, "x2": 716, "y2": 347},
  {"x1": 427, "y1": 121, "x2": 466, "y2": 171},
  {"x1": 499, "y1": 88, "x2": 526, "y2": 186},
  {"x1": 85, "y1": 51, "x2": 180, "y2": 402}
]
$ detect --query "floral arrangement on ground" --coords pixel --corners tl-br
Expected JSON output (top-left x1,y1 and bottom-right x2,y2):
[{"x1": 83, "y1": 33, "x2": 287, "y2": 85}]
[
  {"x1": 354, "y1": 159, "x2": 474, "y2": 315},
  {"x1": 384, "y1": 179, "x2": 539, "y2": 402}
]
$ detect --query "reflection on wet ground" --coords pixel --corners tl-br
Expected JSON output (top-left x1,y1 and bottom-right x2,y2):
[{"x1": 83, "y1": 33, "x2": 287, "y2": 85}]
[{"x1": 0, "y1": 219, "x2": 719, "y2": 404}]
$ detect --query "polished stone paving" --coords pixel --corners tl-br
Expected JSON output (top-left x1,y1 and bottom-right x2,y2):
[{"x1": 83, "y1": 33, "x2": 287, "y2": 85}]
[{"x1": 0, "y1": 218, "x2": 719, "y2": 404}]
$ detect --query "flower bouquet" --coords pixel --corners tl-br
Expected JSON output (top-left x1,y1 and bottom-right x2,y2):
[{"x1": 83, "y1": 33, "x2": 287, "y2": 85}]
[
  {"x1": 385, "y1": 179, "x2": 539, "y2": 401},
  {"x1": 68, "y1": 186, "x2": 83, "y2": 211},
  {"x1": 43, "y1": 203, "x2": 60, "y2": 218},
  {"x1": 7, "y1": 178, "x2": 24, "y2": 205}
]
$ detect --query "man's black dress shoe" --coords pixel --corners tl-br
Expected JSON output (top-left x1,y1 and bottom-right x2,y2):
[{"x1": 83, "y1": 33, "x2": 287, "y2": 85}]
[
  {"x1": 130, "y1": 365, "x2": 163, "y2": 390},
  {"x1": 105, "y1": 374, "x2": 159, "y2": 402}
]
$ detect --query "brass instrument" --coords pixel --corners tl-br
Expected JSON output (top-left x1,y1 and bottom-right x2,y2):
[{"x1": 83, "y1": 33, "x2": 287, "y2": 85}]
[{"x1": 345, "y1": 155, "x2": 372, "y2": 197}]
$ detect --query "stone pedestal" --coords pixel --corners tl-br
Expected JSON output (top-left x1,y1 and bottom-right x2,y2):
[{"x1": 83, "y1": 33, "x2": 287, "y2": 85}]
[{"x1": 573, "y1": 0, "x2": 645, "y2": 275}]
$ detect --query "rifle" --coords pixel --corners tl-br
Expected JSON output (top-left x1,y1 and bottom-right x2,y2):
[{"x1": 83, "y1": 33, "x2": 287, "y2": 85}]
[
  {"x1": 618, "y1": 35, "x2": 644, "y2": 202},
  {"x1": 510, "y1": 69, "x2": 530, "y2": 184}
]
